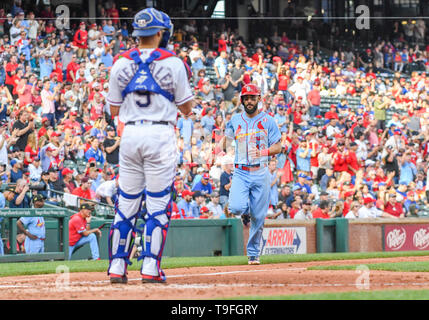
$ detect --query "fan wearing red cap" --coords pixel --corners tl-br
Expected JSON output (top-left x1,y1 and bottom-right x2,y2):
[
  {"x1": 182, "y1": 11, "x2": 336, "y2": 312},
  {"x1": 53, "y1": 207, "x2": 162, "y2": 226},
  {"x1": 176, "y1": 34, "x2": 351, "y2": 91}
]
[
  {"x1": 288, "y1": 73, "x2": 308, "y2": 104},
  {"x1": 199, "y1": 206, "x2": 213, "y2": 219},
  {"x1": 175, "y1": 189, "x2": 195, "y2": 219},
  {"x1": 63, "y1": 111, "x2": 82, "y2": 136},
  {"x1": 73, "y1": 21, "x2": 88, "y2": 58},
  {"x1": 37, "y1": 117, "x2": 50, "y2": 139},
  {"x1": 61, "y1": 167, "x2": 77, "y2": 194},
  {"x1": 358, "y1": 197, "x2": 386, "y2": 218},
  {"x1": 88, "y1": 23, "x2": 100, "y2": 51},
  {"x1": 191, "y1": 172, "x2": 213, "y2": 195}
]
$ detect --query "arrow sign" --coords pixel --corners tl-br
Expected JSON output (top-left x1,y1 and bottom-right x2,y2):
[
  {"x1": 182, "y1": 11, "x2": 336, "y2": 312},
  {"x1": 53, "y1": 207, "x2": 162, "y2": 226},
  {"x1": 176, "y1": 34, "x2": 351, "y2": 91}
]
[{"x1": 293, "y1": 232, "x2": 301, "y2": 251}]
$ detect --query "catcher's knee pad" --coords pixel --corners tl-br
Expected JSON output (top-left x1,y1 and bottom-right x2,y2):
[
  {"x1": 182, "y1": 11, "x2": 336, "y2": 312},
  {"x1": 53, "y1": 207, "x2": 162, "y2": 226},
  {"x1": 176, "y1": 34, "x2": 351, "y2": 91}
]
[
  {"x1": 138, "y1": 184, "x2": 175, "y2": 280},
  {"x1": 108, "y1": 187, "x2": 145, "y2": 269}
]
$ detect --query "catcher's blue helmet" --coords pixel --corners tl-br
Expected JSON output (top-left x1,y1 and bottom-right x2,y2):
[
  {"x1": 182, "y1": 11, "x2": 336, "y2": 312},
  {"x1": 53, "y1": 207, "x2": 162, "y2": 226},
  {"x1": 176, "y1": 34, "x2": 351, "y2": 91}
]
[{"x1": 132, "y1": 8, "x2": 173, "y2": 48}]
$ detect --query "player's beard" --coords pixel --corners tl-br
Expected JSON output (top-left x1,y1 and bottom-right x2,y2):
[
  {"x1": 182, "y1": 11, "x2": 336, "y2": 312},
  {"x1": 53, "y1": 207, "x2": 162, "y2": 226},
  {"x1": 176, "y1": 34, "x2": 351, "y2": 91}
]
[{"x1": 243, "y1": 101, "x2": 258, "y2": 115}]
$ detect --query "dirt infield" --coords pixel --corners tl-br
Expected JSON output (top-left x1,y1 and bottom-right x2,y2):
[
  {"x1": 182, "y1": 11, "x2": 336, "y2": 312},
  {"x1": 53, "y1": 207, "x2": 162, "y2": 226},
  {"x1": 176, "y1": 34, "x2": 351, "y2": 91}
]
[{"x1": 1, "y1": 255, "x2": 429, "y2": 300}]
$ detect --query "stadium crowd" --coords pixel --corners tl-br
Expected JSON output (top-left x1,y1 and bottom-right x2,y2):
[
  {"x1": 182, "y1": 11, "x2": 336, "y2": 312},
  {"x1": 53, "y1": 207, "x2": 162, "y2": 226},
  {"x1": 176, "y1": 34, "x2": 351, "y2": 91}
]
[{"x1": 0, "y1": 1, "x2": 428, "y2": 235}]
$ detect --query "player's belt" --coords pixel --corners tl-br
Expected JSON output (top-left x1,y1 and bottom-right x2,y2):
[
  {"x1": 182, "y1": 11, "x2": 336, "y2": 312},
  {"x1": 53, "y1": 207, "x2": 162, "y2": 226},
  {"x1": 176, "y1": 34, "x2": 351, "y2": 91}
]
[
  {"x1": 235, "y1": 164, "x2": 265, "y2": 171},
  {"x1": 126, "y1": 120, "x2": 170, "y2": 126}
]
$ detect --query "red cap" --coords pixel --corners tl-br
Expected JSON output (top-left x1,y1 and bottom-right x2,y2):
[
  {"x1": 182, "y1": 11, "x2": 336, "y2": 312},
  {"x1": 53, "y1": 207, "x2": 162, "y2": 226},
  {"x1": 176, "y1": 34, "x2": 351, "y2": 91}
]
[
  {"x1": 46, "y1": 146, "x2": 54, "y2": 152},
  {"x1": 182, "y1": 190, "x2": 194, "y2": 197},
  {"x1": 80, "y1": 21, "x2": 85, "y2": 26},
  {"x1": 241, "y1": 83, "x2": 261, "y2": 96},
  {"x1": 50, "y1": 132, "x2": 60, "y2": 138},
  {"x1": 70, "y1": 111, "x2": 77, "y2": 116},
  {"x1": 344, "y1": 191, "x2": 354, "y2": 198},
  {"x1": 200, "y1": 206, "x2": 209, "y2": 213},
  {"x1": 62, "y1": 168, "x2": 74, "y2": 176},
  {"x1": 42, "y1": 117, "x2": 49, "y2": 123},
  {"x1": 364, "y1": 197, "x2": 376, "y2": 205},
  {"x1": 88, "y1": 157, "x2": 96, "y2": 163},
  {"x1": 202, "y1": 173, "x2": 210, "y2": 179}
]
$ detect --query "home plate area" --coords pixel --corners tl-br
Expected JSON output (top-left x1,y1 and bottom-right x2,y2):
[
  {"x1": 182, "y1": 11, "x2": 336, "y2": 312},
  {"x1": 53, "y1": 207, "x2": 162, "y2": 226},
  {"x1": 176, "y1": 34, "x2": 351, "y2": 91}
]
[{"x1": 1, "y1": 257, "x2": 429, "y2": 299}]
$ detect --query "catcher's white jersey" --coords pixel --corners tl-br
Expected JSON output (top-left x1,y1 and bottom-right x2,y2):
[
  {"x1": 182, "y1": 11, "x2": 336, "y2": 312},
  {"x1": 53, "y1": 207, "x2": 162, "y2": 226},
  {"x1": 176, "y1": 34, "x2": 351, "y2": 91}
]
[{"x1": 106, "y1": 48, "x2": 194, "y2": 124}]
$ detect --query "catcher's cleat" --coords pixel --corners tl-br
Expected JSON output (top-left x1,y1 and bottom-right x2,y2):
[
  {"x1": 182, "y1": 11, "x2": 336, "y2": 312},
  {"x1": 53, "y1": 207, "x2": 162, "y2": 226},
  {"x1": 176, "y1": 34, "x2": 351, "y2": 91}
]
[
  {"x1": 110, "y1": 274, "x2": 128, "y2": 284},
  {"x1": 141, "y1": 275, "x2": 167, "y2": 284},
  {"x1": 248, "y1": 256, "x2": 260, "y2": 265}
]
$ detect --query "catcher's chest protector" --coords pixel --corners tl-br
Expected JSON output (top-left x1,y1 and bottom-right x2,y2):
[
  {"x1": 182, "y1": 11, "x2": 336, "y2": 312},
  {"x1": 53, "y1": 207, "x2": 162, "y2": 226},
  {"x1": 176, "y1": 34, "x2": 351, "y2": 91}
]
[{"x1": 116, "y1": 48, "x2": 191, "y2": 103}]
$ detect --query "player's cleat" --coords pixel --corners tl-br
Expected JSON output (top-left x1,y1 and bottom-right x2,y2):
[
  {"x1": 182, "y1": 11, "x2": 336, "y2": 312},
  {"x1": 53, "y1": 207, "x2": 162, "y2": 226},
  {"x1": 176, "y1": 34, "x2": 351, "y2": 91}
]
[
  {"x1": 248, "y1": 256, "x2": 260, "y2": 265},
  {"x1": 110, "y1": 274, "x2": 128, "y2": 284},
  {"x1": 241, "y1": 214, "x2": 250, "y2": 227},
  {"x1": 141, "y1": 275, "x2": 167, "y2": 284}
]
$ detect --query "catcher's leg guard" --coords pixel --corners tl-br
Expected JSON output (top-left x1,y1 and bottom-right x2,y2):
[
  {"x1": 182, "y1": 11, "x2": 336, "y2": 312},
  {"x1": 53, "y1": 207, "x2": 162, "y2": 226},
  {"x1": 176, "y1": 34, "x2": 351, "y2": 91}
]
[
  {"x1": 139, "y1": 184, "x2": 175, "y2": 282},
  {"x1": 107, "y1": 187, "x2": 145, "y2": 276}
]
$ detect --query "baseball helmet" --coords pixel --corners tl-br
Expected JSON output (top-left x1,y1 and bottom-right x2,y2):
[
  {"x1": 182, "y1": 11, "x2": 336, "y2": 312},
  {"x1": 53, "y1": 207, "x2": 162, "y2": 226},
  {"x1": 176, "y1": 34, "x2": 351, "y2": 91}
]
[
  {"x1": 132, "y1": 8, "x2": 173, "y2": 48},
  {"x1": 240, "y1": 83, "x2": 261, "y2": 97}
]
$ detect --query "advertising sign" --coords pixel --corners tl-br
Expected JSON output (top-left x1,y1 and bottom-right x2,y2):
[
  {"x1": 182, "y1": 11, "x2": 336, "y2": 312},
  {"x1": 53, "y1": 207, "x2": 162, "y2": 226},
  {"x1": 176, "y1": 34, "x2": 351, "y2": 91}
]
[
  {"x1": 260, "y1": 227, "x2": 306, "y2": 255},
  {"x1": 384, "y1": 225, "x2": 429, "y2": 251}
]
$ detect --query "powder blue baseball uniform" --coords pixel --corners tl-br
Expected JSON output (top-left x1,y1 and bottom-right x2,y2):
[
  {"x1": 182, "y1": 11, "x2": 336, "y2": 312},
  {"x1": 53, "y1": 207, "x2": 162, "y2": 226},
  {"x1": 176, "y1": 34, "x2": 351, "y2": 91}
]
[
  {"x1": 18, "y1": 216, "x2": 46, "y2": 253},
  {"x1": 225, "y1": 111, "x2": 281, "y2": 258}
]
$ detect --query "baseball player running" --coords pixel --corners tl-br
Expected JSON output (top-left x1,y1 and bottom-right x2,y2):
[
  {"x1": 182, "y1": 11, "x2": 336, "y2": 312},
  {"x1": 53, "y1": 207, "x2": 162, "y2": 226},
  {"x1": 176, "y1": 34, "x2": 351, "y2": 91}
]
[
  {"x1": 106, "y1": 8, "x2": 194, "y2": 284},
  {"x1": 221, "y1": 84, "x2": 282, "y2": 265}
]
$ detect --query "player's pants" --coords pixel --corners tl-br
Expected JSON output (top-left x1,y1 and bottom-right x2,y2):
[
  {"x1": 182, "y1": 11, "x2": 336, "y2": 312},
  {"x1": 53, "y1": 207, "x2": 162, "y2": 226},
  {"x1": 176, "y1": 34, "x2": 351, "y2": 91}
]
[
  {"x1": 228, "y1": 166, "x2": 270, "y2": 258},
  {"x1": 108, "y1": 124, "x2": 177, "y2": 278},
  {"x1": 69, "y1": 233, "x2": 99, "y2": 260},
  {"x1": 24, "y1": 238, "x2": 44, "y2": 254}
]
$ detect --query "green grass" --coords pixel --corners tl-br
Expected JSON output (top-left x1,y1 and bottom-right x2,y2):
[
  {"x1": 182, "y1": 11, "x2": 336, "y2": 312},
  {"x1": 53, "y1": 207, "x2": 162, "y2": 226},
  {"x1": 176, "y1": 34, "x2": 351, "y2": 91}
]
[
  {"x1": 1, "y1": 251, "x2": 429, "y2": 277},
  {"x1": 309, "y1": 261, "x2": 429, "y2": 273},
  {"x1": 232, "y1": 289, "x2": 429, "y2": 300}
]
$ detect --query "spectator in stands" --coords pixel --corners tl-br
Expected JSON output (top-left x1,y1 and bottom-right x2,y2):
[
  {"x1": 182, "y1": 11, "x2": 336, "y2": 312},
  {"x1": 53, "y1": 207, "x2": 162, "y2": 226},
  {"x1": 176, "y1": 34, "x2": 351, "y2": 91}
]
[
  {"x1": 103, "y1": 125, "x2": 120, "y2": 166},
  {"x1": 191, "y1": 191, "x2": 206, "y2": 218},
  {"x1": 12, "y1": 108, "x2": 34, "y2": 153},
  {"x1": 9, "y1": 158, "x2": 23, "y2": 183},
  {"x1": 207, "y1": 191, "x2": 224, "y2": 219},
  {"x1": 293, "y1": 199, "x2": 313, "y2": 220},
  {"x1": 214, "y1": 50, "x2": 228, "y2": 80},
  {"x1": 84, "y1": 138, "x2": 104, "y2": 165},
  {"x1": 192, "y1": 172, "x2": 213, "y2": 196},
  {"x1": 176, "y1": 189, "x2": 194, "y2": 219},
  {"x1": 9, "y1": 178, "x2": 30, "y2": 208},
  {"x1": 72, "y1": 176, "x2": 93, "y2": 200},
  {"x1": 73, "y1": 22, "x2": 88, "y2": 59},
  {"x1": 95, "y1": 176, "x2": 117, "y2": 206}
]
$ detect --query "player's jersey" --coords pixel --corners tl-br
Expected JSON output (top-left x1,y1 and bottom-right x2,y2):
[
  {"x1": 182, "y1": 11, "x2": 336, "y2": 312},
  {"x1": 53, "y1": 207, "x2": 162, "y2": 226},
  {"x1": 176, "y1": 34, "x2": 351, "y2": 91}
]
[
  {"x1": 225, "y1": 111, "x2": 281, "y2": 166},
  {"x1": 106, "y1": 48, "x2": 193, "y2": 125},
  {"x1": 19, "y1": 217, "x2": 46, "y2": 240}
]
